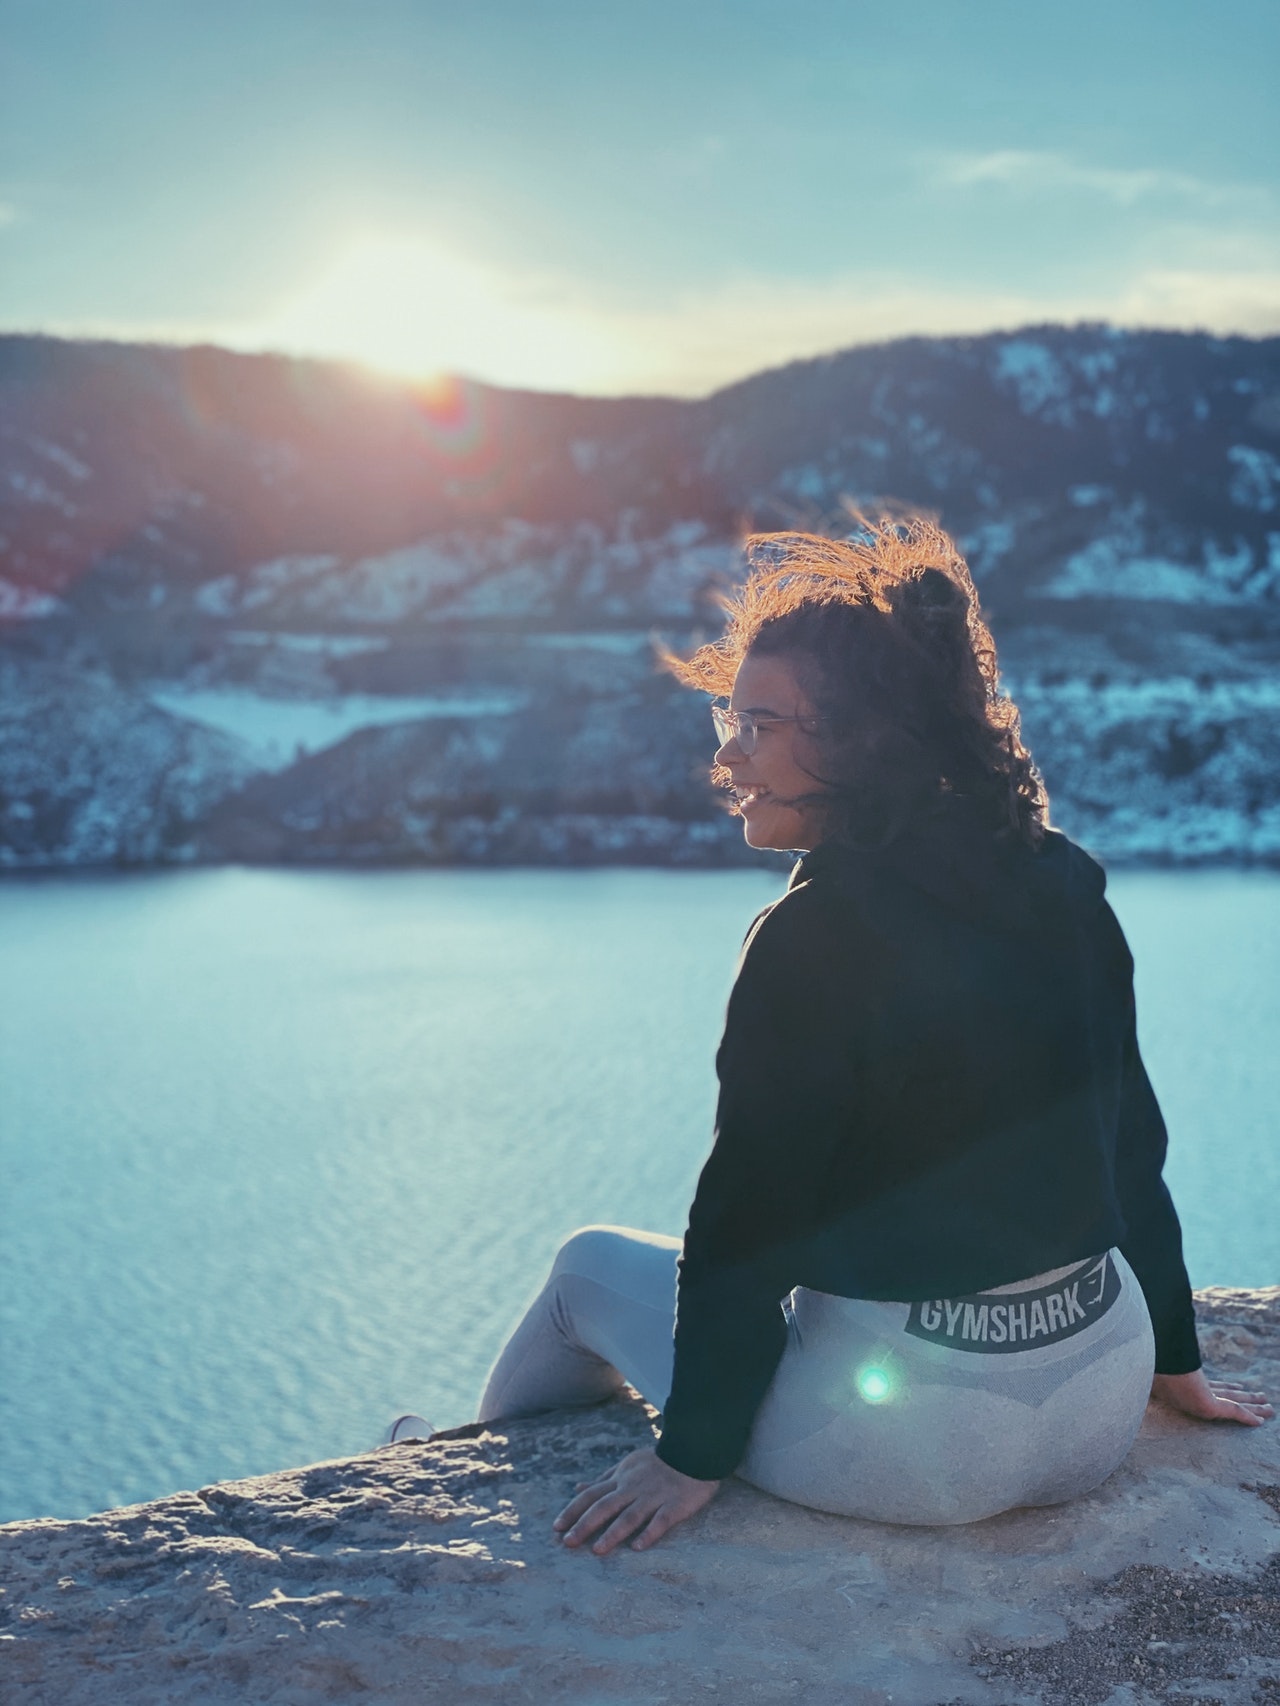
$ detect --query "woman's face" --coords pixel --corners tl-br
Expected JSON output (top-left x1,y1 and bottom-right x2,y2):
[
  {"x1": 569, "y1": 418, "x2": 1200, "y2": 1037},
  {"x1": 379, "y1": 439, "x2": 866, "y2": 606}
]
[{"x1": 715, "y1": 650, "x2": 830, "y2": 852}]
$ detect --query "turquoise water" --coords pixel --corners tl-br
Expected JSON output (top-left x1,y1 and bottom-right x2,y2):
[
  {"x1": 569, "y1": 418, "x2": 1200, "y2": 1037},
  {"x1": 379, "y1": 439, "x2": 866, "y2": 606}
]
[{"x1": 1, "y1": 867, "x2": 1276, "y2": 1524}]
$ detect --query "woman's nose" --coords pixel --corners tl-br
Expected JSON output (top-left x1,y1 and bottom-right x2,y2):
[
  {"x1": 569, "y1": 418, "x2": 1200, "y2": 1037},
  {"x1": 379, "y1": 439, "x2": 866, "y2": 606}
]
[{"x1": 715, "y1": 737, "x2": 742, "y2": 765}]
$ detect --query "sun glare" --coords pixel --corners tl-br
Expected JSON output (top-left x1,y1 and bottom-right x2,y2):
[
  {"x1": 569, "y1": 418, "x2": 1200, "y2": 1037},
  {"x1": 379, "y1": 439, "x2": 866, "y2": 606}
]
[
  {"x1": 856, "y1": 1365, "x2": 894, "y2": 1404},
  {"x1": 256, "y1": 234, "x2": 618, "y2": 392}
]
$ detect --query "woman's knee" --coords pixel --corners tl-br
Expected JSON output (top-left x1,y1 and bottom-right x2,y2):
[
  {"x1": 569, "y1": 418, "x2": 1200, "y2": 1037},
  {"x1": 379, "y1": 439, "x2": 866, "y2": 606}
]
[{"x1": 549, "y1": 1224, "x2": 637, "y2": 1283}]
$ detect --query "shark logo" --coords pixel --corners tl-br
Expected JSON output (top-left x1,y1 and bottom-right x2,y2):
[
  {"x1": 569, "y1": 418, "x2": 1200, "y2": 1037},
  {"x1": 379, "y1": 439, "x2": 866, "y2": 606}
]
[{"x1": 1080, "y1": 1255, "x2": 1111, "y2": 1308}]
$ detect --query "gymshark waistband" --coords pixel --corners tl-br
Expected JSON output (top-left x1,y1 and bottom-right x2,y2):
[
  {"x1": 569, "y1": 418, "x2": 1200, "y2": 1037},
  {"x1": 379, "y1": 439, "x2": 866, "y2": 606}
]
[{"x1": 903, "y1": 1253, "x2": 1121, "y2": 1354}]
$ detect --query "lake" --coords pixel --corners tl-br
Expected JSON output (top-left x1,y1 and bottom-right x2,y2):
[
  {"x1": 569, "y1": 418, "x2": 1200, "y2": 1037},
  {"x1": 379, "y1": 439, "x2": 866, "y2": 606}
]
[{"x1": 1, "y1": 865, "x2": 1276, "y2": 1525}]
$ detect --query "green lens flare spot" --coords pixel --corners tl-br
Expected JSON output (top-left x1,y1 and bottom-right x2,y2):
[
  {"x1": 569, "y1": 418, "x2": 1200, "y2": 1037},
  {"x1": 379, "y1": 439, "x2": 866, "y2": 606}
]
[{"x1": 857, "y1": 1366, "x2": 892, "y2": 1404}]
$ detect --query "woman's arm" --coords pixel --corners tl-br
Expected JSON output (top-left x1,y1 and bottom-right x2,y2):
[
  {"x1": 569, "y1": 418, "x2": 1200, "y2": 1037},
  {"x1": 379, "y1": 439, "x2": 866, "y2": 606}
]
[
  {"x1": 657, "y1": 887, "x2": 863, "y2": 1481},
  {"x1": 1104, "y1": 909, "x2": 1202, "y2": 1376},
  {"x1": 1103, "y1": 909, "x2": 1270, "y2": 1424},
  {"x1": 550, "y1": 886, "x2": 853, "y2": 1553},
  {"x1": 549, "y1": 887, "x2": 856, "y2": 1555}
]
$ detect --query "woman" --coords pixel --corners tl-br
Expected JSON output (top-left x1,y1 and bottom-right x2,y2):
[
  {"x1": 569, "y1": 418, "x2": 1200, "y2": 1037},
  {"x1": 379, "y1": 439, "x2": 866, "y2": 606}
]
[{"x1": 475, "y1": 519, "x2": 1270, "y2": 1556}]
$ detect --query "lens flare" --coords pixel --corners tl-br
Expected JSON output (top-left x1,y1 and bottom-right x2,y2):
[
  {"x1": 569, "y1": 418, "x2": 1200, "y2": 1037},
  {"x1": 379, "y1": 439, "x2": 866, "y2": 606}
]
[
  {"x1": 413, "y1": 374, "x2": 483, "y2": 452},
  {"x1": 407, "y1": 373, "x2": 504, "y2": 498},
  {"x1": 856, "y1": 1365, "x2": 893, "y2": 1404}
]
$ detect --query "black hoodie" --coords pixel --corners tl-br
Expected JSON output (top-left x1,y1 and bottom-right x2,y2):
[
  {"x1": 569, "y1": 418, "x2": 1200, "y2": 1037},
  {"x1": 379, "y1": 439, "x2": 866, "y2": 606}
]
[{"x1": 656, "y1": 814, "x2": 1200, "y2": 1482}]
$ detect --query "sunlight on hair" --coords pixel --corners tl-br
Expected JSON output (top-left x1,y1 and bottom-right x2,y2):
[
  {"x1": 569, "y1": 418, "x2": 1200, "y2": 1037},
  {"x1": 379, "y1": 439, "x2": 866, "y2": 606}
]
[{"x1": 661, "y1": 515, "x2": 1050, "y2": 850}]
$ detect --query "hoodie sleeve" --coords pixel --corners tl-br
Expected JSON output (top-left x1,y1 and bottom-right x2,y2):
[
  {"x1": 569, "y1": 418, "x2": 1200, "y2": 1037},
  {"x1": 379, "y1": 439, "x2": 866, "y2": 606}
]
[
  {"x1": 655, "y1": 887, "x2": 863, "y2": 1481},
  {"x1": 1106, "y1": 918, "x2": 1201, "y2": 1375}
]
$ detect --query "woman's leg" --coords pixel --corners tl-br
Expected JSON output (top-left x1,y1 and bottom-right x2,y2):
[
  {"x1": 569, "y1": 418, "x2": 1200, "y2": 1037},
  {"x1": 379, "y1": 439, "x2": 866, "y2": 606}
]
[{"x1": 478, "y1": 1225, "x2": 681, "y2": 1424}]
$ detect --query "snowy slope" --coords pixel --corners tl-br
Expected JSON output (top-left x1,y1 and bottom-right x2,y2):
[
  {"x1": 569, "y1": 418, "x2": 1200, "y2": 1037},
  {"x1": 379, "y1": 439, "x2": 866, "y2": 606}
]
[{"x1": 3, "y1": 326, "x2": 1280, "y2": 867}]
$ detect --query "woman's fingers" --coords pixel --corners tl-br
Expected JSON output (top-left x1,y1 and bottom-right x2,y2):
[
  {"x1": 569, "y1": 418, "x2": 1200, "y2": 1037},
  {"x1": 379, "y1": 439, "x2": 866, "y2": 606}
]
[
  {"x1": 1221, "y1": 1398, "x2": 1262, "y2": 1426},
  {"x1": 629, "y1": 1506, "x2": 674, "y2": 1551},
  {"x1": 564, "y1": 1510, "x2": 622, "y2": 1548},
  {"x1": 1197, "y1": 1385, "x2": 1272, "y2": 1425},
  {"x1": 584, "y1": 1487, "x2": 709, "y2": 1555},
  {"x1": 1206, "y1": 1381, "x2": 1272, "y2": 1423},
  {"x1": 558, "y1": 1484, "x2": 644, "y2": 1548},
  {"x1": 553, "y1": 1448, "x2": 721, "y2": 1555},
  {"x1": 1213, "y1": 1399, "x2": 1264, "y2": 1426},
  {"x1": 1152, "y1": 1369, "x2": 1272, "y2": 1426},
  {"x1": 588, "y1": 1499, "x2": 655, "y2": 1555},
  {"x1": 553, "y1": 1478, "x2": 618, "y2": 1533},
  {"x1": 1217, "y1": 1401, "x2": 1272, "y2": 1423}
]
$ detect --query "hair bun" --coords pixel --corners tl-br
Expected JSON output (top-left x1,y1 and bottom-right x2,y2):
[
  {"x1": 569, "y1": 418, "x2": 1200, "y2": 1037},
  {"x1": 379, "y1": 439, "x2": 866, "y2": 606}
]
[{"x1": 905, "y1": 565, "x2": 967, "y2": 616}]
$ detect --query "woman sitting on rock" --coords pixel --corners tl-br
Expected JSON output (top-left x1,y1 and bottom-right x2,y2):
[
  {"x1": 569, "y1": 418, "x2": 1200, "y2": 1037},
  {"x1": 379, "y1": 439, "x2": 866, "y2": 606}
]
[{"x1": 472, "y1": 518, "x2": 1271, "y2": 1553}]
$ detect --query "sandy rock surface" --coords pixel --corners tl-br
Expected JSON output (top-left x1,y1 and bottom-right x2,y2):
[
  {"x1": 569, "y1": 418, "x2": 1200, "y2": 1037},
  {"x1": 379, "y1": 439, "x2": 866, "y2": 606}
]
[{"x1": 3, "y1": 1290, "x2": 1278, "y2": 1706}]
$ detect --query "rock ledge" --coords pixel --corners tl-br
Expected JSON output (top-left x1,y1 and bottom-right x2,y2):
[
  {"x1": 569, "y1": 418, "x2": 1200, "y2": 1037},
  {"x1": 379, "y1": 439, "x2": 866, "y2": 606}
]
[{"x1": 3, "y1": 1290, "x2": 1278, "y2": 1705}]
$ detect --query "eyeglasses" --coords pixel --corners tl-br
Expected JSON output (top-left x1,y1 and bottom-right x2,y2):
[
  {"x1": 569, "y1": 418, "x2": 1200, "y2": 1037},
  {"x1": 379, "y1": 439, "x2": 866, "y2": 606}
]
[{"x1": 711, "y1": 704, "x2": 824, "y2": 756}]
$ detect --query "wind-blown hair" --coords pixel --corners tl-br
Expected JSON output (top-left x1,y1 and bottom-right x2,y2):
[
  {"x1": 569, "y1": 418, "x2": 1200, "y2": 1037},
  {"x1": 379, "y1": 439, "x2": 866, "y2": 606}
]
[{"x1": 665, "y1": 517, "x2": 1049, "y2": 852}]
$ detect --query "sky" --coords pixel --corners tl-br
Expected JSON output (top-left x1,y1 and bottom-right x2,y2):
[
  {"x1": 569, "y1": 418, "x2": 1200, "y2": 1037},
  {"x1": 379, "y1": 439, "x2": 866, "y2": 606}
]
[{"x1": 1, "y1": 0, "x2": 1278, "y2": 396}]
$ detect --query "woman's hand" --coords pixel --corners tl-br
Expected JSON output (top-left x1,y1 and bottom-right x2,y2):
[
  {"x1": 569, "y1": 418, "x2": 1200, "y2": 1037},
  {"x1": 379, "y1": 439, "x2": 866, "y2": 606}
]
[
  {"x1": 1151, "y1": 1370, "x2": 1273, "y2": 1425},
  {"x1": 553, "y1": 1448, "x2": 720, "y2": 1555}
]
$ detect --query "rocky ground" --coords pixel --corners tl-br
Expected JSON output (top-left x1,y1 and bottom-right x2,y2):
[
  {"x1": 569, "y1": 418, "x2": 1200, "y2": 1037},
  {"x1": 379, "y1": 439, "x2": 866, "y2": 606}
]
[{"x1": 2, "y1": 1289, "x2": 1277, "y2": 1705}]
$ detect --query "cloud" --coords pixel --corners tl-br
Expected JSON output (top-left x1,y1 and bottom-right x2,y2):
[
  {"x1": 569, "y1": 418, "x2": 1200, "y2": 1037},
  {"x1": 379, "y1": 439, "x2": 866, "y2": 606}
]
[
  {"x1": 934, "y1": 150, "x2": 1271, "y2": 211},
  {"x1": 1106, "y1": 265, "x2": 1280, "y2": 334},
  {"x1": 590, "y1": 268, "x2": 1280, "y2": 394}
]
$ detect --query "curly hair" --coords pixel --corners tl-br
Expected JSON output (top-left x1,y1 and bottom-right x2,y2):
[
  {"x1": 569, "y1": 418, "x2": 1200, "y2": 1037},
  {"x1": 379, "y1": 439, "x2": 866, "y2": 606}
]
[{"x1": 664, "y1": 516, "x2": 1049, "y2": 852}]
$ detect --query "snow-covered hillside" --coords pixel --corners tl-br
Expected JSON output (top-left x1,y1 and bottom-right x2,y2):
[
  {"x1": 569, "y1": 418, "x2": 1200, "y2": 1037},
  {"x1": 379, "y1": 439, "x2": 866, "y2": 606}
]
[
  {"x1": 0, "y1": 657, "x2": 254, "y2": 866},
  {"x1": 2, "y1": 326, "x2": 1278, "y2": 868}
]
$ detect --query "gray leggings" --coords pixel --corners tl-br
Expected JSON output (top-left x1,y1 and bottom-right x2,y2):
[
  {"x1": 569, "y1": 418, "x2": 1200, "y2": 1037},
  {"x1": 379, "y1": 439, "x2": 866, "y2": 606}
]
[{"x1": 478, "y1": 1225, "x2": 1156, "y2": 1524}]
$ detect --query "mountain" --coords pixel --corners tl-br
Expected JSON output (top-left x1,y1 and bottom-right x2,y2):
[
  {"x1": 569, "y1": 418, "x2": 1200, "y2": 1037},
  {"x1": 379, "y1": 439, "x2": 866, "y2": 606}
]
[{"x1": 2, "y1": 326, "x2": 1278, "y2": 868}]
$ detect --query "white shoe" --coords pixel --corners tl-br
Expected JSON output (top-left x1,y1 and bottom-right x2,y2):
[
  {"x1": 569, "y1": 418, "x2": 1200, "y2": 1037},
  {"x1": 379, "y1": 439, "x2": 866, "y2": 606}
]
[{"x1": 383, "y1": 1413, "x2": 434, "y2": 1445}]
